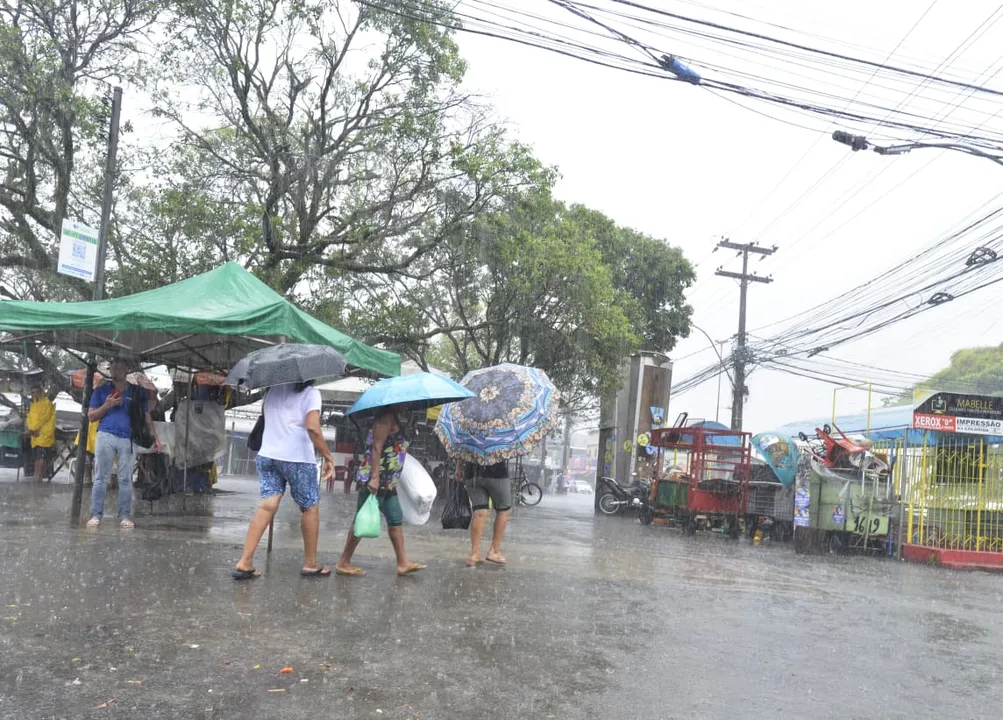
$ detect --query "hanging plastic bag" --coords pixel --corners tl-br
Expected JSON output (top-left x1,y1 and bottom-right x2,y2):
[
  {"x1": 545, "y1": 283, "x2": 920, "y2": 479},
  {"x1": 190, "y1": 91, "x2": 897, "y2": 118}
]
[
  {"x1": 353, "y1": 494, "x2": 381, "y2": 538},
  {"x1": 441, "y1": 481, "x2": 472, "y2": 530},
  {"x1": 399, "y1": 454, "x2": 437, "y2": 525}
]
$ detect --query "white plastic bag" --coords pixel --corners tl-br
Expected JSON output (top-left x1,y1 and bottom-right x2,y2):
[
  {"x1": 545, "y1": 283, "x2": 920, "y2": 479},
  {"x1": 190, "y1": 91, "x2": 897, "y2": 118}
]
[{"x1": 398, "y1": 453, "x2": 437, "y2": 525}]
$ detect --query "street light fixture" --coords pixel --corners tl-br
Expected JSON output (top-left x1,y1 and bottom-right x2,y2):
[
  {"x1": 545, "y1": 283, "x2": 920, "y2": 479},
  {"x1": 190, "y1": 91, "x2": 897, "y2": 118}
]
[
  {"x1": 832, "y1": 130, "x2": 1003, "y2": 167},
  {"x1": 689, "y1": 324, "x2": 733, "y2": 424}
]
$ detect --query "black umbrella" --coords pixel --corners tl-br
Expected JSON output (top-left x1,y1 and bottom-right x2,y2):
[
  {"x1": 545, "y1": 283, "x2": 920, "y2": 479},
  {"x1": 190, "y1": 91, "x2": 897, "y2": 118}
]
[{"x1": 224, "y1": 344, "x2": 347, "y2": 390}]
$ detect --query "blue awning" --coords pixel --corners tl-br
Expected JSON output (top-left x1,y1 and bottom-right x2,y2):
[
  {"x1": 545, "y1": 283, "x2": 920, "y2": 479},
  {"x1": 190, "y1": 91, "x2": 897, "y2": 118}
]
[{"x1": 772, "y1": 404, "x2": 1003, "y2": 444}]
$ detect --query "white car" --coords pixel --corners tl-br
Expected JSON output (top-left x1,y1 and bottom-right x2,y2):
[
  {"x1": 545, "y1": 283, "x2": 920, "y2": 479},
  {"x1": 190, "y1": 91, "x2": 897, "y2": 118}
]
[{"x1": 568, "y1": 479, "x2": 593, "y2": 494}]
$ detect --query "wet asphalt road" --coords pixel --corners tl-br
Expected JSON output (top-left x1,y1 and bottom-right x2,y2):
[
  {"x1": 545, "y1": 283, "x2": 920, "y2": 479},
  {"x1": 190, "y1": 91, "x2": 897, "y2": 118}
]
[{"x1": 2, "y1": 472, "x2": 1003, "y2": 719}]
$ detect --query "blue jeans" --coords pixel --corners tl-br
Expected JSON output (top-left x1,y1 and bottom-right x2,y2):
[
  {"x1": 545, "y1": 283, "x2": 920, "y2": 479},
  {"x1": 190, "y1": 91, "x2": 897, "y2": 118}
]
[{"x1": 90, "y1": 431, "x2": 135, "y2": 520}]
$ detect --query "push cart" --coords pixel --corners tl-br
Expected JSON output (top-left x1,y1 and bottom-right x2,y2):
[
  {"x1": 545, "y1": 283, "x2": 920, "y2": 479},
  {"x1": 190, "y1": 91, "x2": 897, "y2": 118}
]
[{"x1": 641, "y1": 424, "x2": 752, "y2": 538}]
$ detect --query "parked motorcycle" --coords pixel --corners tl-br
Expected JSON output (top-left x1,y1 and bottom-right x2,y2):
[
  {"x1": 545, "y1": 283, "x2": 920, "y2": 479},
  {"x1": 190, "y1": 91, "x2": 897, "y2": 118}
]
[{"x1": 597, "y1": 475, "x2": 650, "y2": 516}]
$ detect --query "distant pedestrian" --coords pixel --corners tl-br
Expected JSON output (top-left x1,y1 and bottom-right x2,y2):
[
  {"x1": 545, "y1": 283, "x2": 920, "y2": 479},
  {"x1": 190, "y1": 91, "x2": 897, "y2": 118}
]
[
  {"x1": 25, "y1": 383, "x2": 55, "y2": 481},
  {"x1": 335, "y1": 405, "x2": 426, "y2": 577},
  {"x1": 87, "y1": 358, "x2": 161, "y2": 528},
  {"x1": 233, "y1": 381, "x2": 335, "y2": 580},
  {"x1": 460, "y1": 460, "x2": 511, "y2": 567}
]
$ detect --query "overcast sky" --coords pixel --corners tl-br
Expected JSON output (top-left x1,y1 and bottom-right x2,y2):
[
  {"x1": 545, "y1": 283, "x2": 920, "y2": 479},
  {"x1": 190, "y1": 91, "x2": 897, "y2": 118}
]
[{"x1": 453, "y1": 0, "x2": 1003, "y2": 432}]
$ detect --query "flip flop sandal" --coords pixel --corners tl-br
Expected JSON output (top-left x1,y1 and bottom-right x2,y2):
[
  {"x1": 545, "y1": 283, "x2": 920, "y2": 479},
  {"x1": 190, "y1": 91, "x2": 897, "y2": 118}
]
[
  {"x1": 300, "y1": 566, "x2": 332, "y2": 577},
  {"x1": 397, "y1": 563, "x2": 427, "y2": 576},
  {"x1": 232, "y1": 568, "x2": 261, "y2": 581},
  {"x1": 485, "y1": 556, "x2": 506, "y2": 566},
  {"x1": 86, "y1": 517, "x2": 101, "y2": 528},
  {"x1": 335, "y1": 567, "x2": 366, "y2": 577}
]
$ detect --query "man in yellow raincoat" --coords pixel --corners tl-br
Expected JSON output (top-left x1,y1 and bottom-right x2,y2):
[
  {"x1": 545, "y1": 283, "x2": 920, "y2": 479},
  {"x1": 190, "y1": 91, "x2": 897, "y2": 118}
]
[{"x1": 25, "y1": 384, "x2": 55, "y2": 481}]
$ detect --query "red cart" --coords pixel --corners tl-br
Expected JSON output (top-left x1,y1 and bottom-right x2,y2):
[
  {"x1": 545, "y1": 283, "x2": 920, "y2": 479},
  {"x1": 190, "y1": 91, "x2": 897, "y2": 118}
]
[{"x1": 642, "y1": 425, "x2": 752, "y2": 538}]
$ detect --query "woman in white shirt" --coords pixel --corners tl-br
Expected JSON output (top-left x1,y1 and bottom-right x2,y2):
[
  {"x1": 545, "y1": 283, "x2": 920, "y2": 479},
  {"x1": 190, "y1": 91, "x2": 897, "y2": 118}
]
[{"x1": 233, "y1": 381, "x2": 335, "y2": 580}]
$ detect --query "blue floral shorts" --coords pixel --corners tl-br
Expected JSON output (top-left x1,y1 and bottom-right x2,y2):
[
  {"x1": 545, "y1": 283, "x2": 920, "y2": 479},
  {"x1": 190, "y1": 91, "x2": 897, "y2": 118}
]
[{"x1": 257, "y1": 455, "x2": 319, "y2": 509}]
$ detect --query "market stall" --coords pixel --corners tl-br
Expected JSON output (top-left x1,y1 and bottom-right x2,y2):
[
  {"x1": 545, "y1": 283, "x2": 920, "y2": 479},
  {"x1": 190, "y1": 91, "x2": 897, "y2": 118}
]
[{"x1": 0, "y1": 261, "x2": 400, "y2": 521}]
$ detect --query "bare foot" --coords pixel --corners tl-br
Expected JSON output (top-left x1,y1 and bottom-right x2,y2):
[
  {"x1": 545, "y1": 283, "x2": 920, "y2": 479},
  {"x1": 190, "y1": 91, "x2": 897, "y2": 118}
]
[
  {"x1": 485, "y1": 550, "x2": 506, "y2": 565},
  {"x1": 335, "y1": 563, "x2": 365, "y2": 577},
  {"x1": 465, "y1": 555, "x2": 483, "y2": 568},
  {"x1": 397, "y1": 562, "x2": 427, "y2": 575}
]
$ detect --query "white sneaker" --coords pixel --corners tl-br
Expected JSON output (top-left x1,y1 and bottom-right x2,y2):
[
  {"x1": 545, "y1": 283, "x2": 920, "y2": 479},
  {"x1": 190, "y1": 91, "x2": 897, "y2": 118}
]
[{"x1": 86, "y1": 517, "x2": 100, "y2": 528}]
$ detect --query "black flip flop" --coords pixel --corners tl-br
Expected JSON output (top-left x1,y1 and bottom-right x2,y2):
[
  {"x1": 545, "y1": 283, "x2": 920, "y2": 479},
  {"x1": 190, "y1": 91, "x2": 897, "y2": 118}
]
[
  {"x1": 232, "y1": 568, "x2": 261, "y2": 581},
  {"x1": 300, "y1": 566, "x2": 332, "y2": 577}
]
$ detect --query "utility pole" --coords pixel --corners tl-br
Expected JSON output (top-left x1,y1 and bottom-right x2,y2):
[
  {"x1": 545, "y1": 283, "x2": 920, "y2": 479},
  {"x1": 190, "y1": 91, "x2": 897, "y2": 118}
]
[
  {"x1": 715, "y1": 340, "x2": 725, "y2": 424},
  {"x1": 715, "y1": 240, "x2": 775, "y2": 431},
  {"x1": 71, "y1": 87, "x2": 122, "y2": 525}
]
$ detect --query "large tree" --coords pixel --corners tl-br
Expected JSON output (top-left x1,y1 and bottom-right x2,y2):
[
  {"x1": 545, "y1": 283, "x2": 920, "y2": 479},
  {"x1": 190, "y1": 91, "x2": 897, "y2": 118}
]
[
  {"x1": 0, "y1": 0, "x2": 157, "y2": 301},
  {"x1": 343, "y1": 186, "x2": 693, "y2": 407},
  {"x1": 136, "y1": 0, "x2": 535, "y2": 298},
  {"x1": 564, "y1": 204, "x2": 694, "y2": 352}
]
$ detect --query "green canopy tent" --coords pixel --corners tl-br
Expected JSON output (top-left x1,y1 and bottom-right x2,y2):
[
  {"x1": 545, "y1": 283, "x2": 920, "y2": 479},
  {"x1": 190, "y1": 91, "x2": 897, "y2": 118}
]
[
  {"x1": 0, "y1": 261, "x2": 399, "y2": 377},
  {"x1": 0, "y1": 262, "x2": 399, "y2": 528}
]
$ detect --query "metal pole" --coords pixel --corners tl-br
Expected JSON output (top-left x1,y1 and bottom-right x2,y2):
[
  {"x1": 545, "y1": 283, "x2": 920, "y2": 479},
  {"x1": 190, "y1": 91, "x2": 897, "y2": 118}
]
[
  {"x1": 731, "y1": 251, "x2": 749, "y2": 431},
  {"x1": 70, "y1": 87, "x2": 122, "y2": 525},
  {"x1": 715, "y1": 341, "x2": 724, "y2": 424}
]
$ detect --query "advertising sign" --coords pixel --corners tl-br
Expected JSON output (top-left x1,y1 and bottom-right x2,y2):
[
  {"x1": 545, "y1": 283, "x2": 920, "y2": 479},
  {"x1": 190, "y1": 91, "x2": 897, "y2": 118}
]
[
  {"x1": 56, "y1": 219, "x2": 99, "y2": 281},
  {"x1": 913, "y1": 390, "x2": 1003, "y2": 436}
]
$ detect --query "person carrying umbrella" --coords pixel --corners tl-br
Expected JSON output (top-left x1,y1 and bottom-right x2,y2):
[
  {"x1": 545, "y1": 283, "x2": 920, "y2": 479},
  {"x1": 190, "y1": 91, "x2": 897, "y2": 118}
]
[
  {"x1": 457, "y1": 459, "x2": 512, "y2": 566},
  {"x1": 226, "y1": 344, "x2": 343, "y2": 580},
  {"x1": 436, "y1": 364, "x2": 560, "y2": 568},
  {"x1": 335, "y1": 372, "x2": 474, "y2": 577}
]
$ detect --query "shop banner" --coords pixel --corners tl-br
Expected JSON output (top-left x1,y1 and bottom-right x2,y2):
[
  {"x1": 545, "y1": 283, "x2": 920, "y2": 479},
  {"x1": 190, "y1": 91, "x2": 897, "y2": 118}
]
[{"x1": 912, "y1": 390, "x2": 1003, "y2": 436}]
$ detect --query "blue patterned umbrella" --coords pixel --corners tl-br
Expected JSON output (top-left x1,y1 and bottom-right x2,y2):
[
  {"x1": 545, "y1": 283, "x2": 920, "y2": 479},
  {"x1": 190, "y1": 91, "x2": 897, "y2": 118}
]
[{"x1": 435, "y1": 364, "x2": 561, "y2": 465}]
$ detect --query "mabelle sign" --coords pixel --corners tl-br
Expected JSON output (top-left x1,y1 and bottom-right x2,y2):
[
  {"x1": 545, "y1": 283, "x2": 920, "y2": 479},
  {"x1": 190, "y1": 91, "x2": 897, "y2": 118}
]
[{"x1": 912, "y1": 390, "x2": 1003, "y2": 436}]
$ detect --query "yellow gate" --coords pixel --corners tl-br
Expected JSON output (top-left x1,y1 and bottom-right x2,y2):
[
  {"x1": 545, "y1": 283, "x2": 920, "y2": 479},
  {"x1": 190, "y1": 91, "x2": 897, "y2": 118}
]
[{"x1": 900, "y1": 434, "x2": 1003, "y2": 551}]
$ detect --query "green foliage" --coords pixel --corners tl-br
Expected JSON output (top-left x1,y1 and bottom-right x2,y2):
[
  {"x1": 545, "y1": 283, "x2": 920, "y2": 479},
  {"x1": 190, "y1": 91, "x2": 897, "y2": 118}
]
[
  {"x1": 343, "y1": 180, "x2": 692, "y2": 408},
  {"x1": 563, "y1": 204, "x2": 694, "y2": 352},
  {"x1": 884, "y1": 344, "x2": 1003, "y2": 406}
]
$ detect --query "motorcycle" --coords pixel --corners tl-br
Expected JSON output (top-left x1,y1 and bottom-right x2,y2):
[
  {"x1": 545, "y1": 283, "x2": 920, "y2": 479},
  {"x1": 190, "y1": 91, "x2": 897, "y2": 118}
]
[{"x1": 597, "y1": 475, "x2": 651, "y2": 516}]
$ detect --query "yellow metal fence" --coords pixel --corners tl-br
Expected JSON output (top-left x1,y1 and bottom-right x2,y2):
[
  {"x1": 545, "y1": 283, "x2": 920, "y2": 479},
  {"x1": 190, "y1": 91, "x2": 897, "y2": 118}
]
[{"x1": 894, "y1": 434, "x2": 1003, "y2": 552}]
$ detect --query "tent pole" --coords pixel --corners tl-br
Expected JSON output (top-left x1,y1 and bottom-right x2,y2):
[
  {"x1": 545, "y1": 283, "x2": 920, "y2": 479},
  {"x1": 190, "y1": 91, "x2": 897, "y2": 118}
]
[
  {"x1": 70, "y1": 365, "x2": 96, "y2": 524},
  {"x1": 183, "y1": 371, "x2": 192, "y2": 496}
]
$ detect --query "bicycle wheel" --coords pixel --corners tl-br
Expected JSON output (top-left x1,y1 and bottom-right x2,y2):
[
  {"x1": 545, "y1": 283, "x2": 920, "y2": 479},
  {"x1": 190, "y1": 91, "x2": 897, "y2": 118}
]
[{"x1": 520, "y1": 481, "x2": 543, "y2": 506}]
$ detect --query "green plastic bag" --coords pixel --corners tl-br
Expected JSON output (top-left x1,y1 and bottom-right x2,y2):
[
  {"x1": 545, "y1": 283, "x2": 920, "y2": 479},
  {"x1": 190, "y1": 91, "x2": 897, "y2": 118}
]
[{"x1": 354, "y1": 494, "x2": 381, "y2": 538}]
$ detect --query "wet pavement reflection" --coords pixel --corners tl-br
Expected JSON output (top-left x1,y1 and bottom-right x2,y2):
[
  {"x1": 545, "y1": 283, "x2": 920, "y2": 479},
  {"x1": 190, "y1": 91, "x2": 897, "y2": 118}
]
[{"x1": 2, "y1": 471, "x2": 1003, "y2": 718}]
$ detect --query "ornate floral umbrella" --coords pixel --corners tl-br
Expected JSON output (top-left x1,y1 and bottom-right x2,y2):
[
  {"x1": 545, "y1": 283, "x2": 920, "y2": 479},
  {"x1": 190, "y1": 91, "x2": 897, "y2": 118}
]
[{"x1": 435, "y1": 364, "x2": 560, "y2": 465}]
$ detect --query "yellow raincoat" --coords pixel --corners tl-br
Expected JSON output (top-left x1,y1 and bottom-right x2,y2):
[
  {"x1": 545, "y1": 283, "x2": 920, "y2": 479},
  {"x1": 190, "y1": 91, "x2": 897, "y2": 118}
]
[
  {"x1": 74, "y1": 420, "x2": 99, "y2": 454},
  {"x1": 26, "y1": 396, "x2": 55, "y2": 449}
]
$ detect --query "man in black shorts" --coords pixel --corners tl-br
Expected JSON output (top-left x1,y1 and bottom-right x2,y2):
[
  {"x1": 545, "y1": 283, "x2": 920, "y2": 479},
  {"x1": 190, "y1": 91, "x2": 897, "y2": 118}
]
[{"x1": 462, "y1": 460, "x2": 512, "y2": 567}]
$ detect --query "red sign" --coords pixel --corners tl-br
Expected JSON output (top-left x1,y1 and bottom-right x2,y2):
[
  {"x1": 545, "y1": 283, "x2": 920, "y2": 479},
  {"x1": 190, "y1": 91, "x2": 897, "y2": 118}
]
[{"x1": 912, "y1": 413, "x2": 956, "y2": 432}]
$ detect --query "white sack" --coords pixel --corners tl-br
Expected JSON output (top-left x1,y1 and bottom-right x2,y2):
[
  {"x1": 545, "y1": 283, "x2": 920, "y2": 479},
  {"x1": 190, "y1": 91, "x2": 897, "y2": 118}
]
[{"x1": 398, "y1": 453, "x2": 437, "y2": 525}]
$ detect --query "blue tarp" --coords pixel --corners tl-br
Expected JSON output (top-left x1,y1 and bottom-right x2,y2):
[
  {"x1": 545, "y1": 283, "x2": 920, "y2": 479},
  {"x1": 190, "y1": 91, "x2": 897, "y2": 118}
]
[{"x1": 773, "y1": 404, "x2": 1003, "y2": 444}]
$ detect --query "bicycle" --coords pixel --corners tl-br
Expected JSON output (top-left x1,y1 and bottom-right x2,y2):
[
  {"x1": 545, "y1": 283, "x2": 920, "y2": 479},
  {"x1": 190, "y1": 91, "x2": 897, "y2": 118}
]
[{"x1": 512, "y1": 472, "x2": 543, "y2": 507}]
